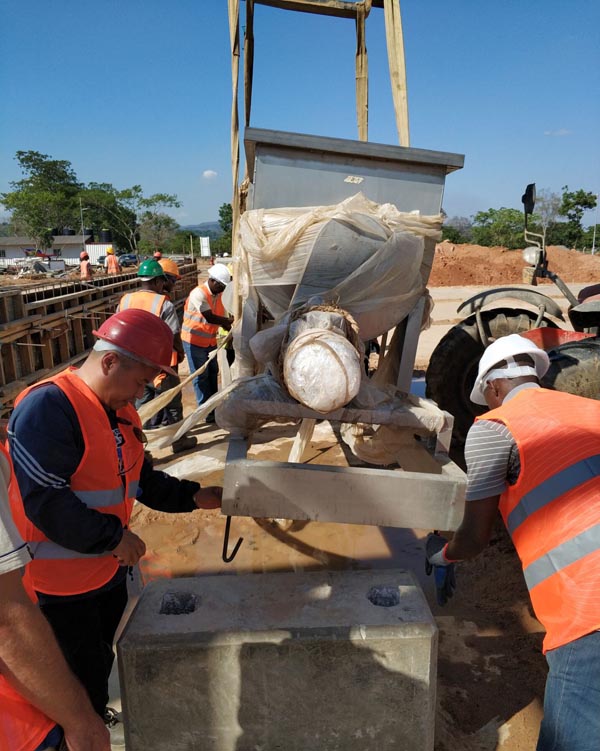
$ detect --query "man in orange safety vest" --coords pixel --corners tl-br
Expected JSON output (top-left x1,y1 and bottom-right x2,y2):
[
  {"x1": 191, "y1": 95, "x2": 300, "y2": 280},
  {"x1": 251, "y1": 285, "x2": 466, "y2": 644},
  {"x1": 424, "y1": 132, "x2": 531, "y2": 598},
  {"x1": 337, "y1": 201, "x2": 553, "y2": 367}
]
[{"x1": 426, "y1": 334, "x2": 600, "y2": 751}]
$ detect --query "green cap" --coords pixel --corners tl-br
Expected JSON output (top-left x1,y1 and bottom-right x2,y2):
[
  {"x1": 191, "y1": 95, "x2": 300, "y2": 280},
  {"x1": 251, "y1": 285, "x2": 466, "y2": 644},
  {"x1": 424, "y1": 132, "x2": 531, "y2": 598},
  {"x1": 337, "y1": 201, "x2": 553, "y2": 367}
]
[{"x1": 137, "y1": 259, "x2": 166, "y2": 279}]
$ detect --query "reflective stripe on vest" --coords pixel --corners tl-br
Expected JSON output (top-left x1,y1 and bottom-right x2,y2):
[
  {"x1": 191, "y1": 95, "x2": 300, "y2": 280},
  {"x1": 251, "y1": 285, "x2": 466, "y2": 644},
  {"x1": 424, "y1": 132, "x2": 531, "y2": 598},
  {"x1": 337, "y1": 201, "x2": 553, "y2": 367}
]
[
  {"x1": 9, "y1": 369, "x2": 144, "y2": 596},
  {"x1": 507, "y1": 453, "x2": 600, "y2": 535},
  {"x1": 118, "y1": 290, "x2": 166, "y2": 316},
  {"x1": 0, "y1": 442, "x2": 57, "y2": 751},
  {"x1": 181, "y1": 282, "x2": 224, "y2": 348},
  {"x1": 478, "y1": 388, "x2": 600, "y2": 652},
  {"x1": 523, "y1": 522, "x2": 600, "y2": 590}
]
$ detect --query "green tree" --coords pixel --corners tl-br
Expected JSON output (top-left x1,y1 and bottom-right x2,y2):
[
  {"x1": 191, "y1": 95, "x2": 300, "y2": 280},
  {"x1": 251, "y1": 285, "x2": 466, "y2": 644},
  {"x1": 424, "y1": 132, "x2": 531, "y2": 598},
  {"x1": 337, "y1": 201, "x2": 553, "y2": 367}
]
[
  {"x1": 470, "y1": 208, "x2": 524, "y2": 249},
  {"x1": 138, "y1": 212, "x2": 180, "y2": 252},
  {"x1": 1, "y1": 150, "x2": 82, "y2": 248},
  {"x1": 218, "y1": 203, "x2": 233, "y2": 234},
  {"x1": 555, "y1": 186, "x2": 597, "y2": 249},
  {"x1": 532, "y1": 189, "x2": 561, "y2": 246},
  {"x1": 442, "y1": 216, "x2": 472, "y2": 243},
  {"x1": 80, "y1": 184, "x2": 181, "y2": 252}
]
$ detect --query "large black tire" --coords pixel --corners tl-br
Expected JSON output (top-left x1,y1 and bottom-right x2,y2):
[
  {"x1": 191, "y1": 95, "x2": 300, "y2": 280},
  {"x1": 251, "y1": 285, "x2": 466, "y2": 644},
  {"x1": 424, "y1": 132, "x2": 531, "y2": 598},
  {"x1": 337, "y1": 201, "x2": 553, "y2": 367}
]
[
  {"x1": 543, "y1": 337, "x2": 600, "y2": 397},
  {"x1": 425, "y1": 308, "x2": 558, "y2": 463}
]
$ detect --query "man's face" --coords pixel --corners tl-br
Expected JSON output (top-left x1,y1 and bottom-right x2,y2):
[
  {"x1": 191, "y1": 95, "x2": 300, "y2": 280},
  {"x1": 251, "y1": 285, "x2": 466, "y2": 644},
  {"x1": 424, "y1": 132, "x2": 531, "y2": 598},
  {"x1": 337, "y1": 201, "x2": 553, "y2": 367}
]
[
  {"x1": 208, "y1": 277, "x2": 226, "y2": 295},
  {"x1": 103, "y1": 354, "x2": 160, "y2": 410}
]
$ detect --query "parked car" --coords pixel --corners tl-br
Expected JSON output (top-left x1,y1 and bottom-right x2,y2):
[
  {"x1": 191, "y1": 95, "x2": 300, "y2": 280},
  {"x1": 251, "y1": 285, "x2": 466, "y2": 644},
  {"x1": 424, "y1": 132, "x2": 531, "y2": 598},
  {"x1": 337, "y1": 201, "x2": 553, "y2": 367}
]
[
  {"x1": 96, "y1": 255, "x2": 106, "y2": 267},
  {"x1": 117, "y1": 253, "x2": 139, "y2": 267}
]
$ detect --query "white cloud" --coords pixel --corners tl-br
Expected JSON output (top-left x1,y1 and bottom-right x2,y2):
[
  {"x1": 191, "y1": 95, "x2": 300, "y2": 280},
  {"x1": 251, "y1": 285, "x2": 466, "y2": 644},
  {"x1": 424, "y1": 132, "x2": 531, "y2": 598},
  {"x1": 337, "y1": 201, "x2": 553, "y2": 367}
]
[
  {"x1": 543, "y1": 128, "x2": 572, "y2": 137},
  {"x1": 202, "y1": 170, "x2": 218, "y2": 179}
]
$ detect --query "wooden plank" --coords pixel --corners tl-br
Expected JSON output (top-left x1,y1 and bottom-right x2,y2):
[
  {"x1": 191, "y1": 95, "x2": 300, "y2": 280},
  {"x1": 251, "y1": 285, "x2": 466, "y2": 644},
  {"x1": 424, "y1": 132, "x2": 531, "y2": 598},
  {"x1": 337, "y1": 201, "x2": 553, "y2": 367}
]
[
  {"x1": 222, "y1": 438, "x2": 466, "y2": 530},
  {"x1": 2, "y1": 345, "x2": 18, "y2": 384},
  {"x1": 40, "y1": 332, "x2": 54, "y2": 370},
  {"x1": 72, "y1": 317, "x2": 85, "y2": 354},
  {"x1": 19, "y1": 336, "x2": 36, "y2": 377}
]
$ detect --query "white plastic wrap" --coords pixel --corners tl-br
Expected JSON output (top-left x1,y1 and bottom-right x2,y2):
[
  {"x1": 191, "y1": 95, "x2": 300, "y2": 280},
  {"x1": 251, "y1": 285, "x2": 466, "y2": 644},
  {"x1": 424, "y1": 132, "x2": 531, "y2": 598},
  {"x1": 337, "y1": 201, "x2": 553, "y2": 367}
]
[
  {"x1": 238, "y1": 193, "x2": 442, "y2": 342},
  {"x1": 283, "y1": 329, "x2": 362, "y2": 413}
]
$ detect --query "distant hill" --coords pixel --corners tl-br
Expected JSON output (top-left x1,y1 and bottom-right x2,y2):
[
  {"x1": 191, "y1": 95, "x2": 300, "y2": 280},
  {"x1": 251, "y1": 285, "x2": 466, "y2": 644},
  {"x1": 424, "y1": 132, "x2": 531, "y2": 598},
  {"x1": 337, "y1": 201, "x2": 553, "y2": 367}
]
[{"x1": 182, "y1": 221, "x2": 222, "y2": 238}]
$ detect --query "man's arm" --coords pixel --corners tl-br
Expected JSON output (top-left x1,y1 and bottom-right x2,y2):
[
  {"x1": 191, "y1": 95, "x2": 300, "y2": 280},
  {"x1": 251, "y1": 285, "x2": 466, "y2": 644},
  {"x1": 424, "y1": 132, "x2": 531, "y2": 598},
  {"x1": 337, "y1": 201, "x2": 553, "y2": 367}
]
[
  {"x1": 445, "y1": 495, "x2": 500, "y2": 560},
  {"x1": 0, "y1": 568, "x2": 110, "y2": 751},
  {"x1": 160, "y1": 301, "x2": 184, "y2": 358},
  {"x1": 188, "y1": 288, "x2": 232, "y2": 330},
  {"x1": 137, "y1": 458, "x2": 222, "y2": 512},
  {"x1": 202, "y1": 310, "x2": 232, "y2": 330}
]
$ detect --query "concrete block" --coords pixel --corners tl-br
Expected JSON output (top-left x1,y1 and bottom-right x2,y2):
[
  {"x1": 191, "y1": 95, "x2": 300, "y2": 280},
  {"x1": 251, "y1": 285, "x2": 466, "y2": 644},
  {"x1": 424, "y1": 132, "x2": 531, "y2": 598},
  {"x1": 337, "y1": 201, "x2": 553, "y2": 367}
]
[{"x1": 118, "y1": 569, "x2": 437, "y2": 751}]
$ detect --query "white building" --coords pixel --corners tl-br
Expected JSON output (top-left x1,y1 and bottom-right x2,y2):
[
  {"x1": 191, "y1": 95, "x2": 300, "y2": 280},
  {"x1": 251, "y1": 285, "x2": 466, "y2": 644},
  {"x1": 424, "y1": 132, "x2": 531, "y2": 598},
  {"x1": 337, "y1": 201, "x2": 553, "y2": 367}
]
[{"x1": 0, "y1": 235, "x2": 117, "y2": 268}]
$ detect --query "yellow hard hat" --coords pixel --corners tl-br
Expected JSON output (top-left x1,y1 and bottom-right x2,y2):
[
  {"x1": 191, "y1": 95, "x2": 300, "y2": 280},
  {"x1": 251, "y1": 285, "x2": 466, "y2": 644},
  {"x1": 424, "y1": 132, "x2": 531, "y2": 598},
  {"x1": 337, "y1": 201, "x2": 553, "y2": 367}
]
[{"x1": 107, "y1": 245, "x2": 114, "y2": 255}]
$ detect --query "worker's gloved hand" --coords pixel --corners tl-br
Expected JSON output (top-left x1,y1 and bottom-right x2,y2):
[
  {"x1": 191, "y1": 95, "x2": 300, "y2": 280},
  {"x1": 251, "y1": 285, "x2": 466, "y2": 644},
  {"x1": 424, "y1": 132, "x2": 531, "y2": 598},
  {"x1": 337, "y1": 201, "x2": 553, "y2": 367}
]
[{"x1": 425, "y1": 533, "x2": 456, "y2": 606}]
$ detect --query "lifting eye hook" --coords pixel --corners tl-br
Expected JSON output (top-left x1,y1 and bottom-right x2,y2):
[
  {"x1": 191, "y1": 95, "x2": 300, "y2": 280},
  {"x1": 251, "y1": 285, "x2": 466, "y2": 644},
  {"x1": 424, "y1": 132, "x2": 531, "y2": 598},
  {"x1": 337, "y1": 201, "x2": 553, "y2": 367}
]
[{"x1": 222, "y1": 515, "x2": 244, "y2": 563}]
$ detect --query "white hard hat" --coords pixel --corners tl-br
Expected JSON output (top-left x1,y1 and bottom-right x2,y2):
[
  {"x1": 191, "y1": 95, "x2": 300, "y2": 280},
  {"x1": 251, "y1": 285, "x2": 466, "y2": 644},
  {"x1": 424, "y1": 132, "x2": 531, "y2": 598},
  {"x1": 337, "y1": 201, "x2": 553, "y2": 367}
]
[
  {"x1": 470, "y1": 334, "x2": 550, "y2": 405},
  {"x1": 208, "y1": 263, "x2": 231, "y2": 286}
]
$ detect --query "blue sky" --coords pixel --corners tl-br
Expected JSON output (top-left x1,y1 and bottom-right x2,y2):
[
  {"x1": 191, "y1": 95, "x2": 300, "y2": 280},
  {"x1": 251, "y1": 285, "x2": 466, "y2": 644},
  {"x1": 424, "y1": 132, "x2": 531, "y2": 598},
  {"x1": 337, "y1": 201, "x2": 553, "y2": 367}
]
[{"x1": 1, "y1": 0, "x2": 598, "y2": 225}]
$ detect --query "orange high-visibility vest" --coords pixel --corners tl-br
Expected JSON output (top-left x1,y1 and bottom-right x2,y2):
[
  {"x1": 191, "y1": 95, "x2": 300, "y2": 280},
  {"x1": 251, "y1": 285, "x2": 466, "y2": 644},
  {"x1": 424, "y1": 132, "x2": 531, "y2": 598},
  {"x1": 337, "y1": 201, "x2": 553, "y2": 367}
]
[
  {"x1": 118, "y1": 290, "x2": 175, "y2": 387},
  {"x1": 9, "y1": 369, "x2": 144, "y2": 596},
  {"x1": 0, "y1": 442, "x2": 56, "y2": 751},
  {"x1": 479, "y1": 388, "x2": 600, "y2": 652},
  {"x1": 80, "y1": 259, "x2": 92, "y2": 281},
  {"x1": 118, "y1": 290, "x2": 166, "y2": 317},
  {"x1": 181, "y1": 282, "x2": 224, "y2": 348},
  {"x1": 106, "y1": 254, "x2": 121, "y2": 274}
]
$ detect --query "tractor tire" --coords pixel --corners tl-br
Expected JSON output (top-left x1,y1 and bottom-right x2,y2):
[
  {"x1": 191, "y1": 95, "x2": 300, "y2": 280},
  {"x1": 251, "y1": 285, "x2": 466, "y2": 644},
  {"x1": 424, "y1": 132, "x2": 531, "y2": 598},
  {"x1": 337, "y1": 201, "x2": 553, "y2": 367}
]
[{"x1": 425, "y1": 308, "x2": 558, "y2": 465}]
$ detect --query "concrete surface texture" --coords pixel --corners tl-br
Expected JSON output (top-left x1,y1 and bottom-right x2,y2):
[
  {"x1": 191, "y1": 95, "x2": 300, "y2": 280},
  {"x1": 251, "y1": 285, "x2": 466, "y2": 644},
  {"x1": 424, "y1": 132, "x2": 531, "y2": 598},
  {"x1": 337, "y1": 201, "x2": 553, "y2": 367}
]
[{"x1": 118, "y1": 569, "x2": 437, "y2": 751}]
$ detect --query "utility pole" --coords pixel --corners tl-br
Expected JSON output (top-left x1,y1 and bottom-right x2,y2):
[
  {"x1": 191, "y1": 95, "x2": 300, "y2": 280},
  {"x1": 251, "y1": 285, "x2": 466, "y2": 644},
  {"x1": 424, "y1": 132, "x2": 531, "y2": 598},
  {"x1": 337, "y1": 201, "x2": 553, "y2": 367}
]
[
  {"x1": 592, "y1": 193, "x2": 598, "y2": 255},
  {"x1": 79, "y1": 197, "x2": 88, "y2": 255},
  {"x1": 190, "y1": 234, "x2": 194, "y2": 261}
]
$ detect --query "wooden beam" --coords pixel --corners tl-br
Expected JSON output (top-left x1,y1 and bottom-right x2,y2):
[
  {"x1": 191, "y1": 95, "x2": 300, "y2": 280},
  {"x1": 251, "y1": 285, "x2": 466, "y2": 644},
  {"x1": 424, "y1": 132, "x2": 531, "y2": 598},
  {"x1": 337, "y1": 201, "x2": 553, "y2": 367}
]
[{"x1": 255, "y1": 0, "x2": 375, "y2": 19}]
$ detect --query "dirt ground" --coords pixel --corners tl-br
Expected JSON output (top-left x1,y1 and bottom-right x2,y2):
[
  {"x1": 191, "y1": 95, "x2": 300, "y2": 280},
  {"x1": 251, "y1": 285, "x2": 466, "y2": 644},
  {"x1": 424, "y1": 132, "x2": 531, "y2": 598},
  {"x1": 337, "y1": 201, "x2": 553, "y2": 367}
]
[
  {"x1": 429, "y1": 242, "x2": 600, "y2": 287},
  {"x1": 127, "y1": 243, "x2": 599, "y2": 750}
]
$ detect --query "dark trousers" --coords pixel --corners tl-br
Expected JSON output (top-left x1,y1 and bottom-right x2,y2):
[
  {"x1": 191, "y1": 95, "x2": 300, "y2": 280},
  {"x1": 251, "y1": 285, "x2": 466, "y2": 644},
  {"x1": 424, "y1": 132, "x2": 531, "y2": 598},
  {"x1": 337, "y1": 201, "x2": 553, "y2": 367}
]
[
  {"x1": 136, "y1": 371, "x2": 183, "y2": 427},
  {"x1": 39, "y1": 580, "x2": 128, "y2": 717}
]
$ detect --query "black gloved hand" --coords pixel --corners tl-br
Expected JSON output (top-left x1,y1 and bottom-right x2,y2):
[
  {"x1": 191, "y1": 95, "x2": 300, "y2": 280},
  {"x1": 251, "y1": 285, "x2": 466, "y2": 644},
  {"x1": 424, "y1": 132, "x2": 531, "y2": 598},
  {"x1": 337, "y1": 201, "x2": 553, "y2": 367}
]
[{"x1": 425, "y1": 533, "x2": 456, "y2": 606}]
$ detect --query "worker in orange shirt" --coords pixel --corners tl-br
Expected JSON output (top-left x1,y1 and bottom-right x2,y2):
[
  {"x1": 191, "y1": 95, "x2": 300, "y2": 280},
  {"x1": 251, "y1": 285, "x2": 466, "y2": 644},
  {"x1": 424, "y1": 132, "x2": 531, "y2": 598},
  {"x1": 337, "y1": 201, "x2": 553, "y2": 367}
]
[
  {"x1": 79, "y1": 251, "x2": 93, "y2": 281},
  {"x1": 104, "y1": 246, "x2": 121, "y2": 275}
]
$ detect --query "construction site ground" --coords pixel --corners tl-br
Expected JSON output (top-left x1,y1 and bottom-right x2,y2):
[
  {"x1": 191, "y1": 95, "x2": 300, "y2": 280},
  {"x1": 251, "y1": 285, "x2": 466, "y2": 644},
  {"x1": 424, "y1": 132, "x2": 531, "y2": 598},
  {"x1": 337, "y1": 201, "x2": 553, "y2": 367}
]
[{"x1": 73, "y1": 244, "x2": 600, "y2": 749}]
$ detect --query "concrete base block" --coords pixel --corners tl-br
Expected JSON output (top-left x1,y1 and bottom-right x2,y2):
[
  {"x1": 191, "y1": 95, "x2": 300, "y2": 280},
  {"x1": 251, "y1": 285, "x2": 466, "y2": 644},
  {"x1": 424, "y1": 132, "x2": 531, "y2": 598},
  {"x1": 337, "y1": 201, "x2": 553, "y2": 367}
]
[{"x1": 118, "y1": 569, "x2": 437, "y2": 751}]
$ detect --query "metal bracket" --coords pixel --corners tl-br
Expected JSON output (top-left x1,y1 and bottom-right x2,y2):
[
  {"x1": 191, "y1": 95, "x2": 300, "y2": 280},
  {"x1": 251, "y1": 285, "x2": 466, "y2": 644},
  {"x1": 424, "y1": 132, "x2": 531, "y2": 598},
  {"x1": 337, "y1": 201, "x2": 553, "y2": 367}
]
[{"x1": 221, "y1": 515, "x2": 244, "y2": 563}]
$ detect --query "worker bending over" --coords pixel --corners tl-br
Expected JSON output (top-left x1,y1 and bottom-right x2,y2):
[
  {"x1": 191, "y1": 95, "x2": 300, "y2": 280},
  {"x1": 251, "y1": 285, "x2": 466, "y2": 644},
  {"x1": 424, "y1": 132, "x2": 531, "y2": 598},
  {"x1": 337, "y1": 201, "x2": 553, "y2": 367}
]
[
  {"x1": 7, "y1": 309, "x2": 222, "y2": 739},
  {"x1": 182, "y1": 263, "x2": 232, "y2": 422},
  {"x1": 0, "y1": 442, "x2": 110, "y2": 751},
  {"x1": 118, "y1": 258, "x2": 195, "y2": 453},
  {"x1": 426, "y1": 334, "x2": 600, "y2": 751}
]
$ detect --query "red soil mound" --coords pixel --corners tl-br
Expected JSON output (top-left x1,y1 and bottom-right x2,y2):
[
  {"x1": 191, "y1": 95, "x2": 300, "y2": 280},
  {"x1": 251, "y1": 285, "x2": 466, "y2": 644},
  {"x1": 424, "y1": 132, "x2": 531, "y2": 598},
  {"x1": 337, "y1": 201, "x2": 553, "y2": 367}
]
[{"x1": 429, "y1": 242, "x2": 600, "y2": 286}]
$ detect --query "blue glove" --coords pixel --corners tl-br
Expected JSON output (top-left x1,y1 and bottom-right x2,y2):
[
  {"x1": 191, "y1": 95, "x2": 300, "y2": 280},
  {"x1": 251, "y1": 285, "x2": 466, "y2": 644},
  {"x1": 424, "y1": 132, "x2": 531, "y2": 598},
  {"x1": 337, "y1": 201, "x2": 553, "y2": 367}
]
[{"x1": 425, "y1": 533, "x2": 456, "y2": 606}]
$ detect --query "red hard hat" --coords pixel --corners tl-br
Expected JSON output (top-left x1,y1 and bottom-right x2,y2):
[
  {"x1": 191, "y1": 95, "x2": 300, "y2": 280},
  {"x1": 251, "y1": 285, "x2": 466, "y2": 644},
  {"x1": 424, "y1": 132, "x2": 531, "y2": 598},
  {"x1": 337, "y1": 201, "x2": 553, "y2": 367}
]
[
  {"x1": 80, "y1": 251, "x2": 89, "y2": 260},
  {"x1": 153, "y1": 251, "x2": 162, "y2": 259},
  {"x1": 93, "y1": 309, "x2": 176, "y2": 374}
]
